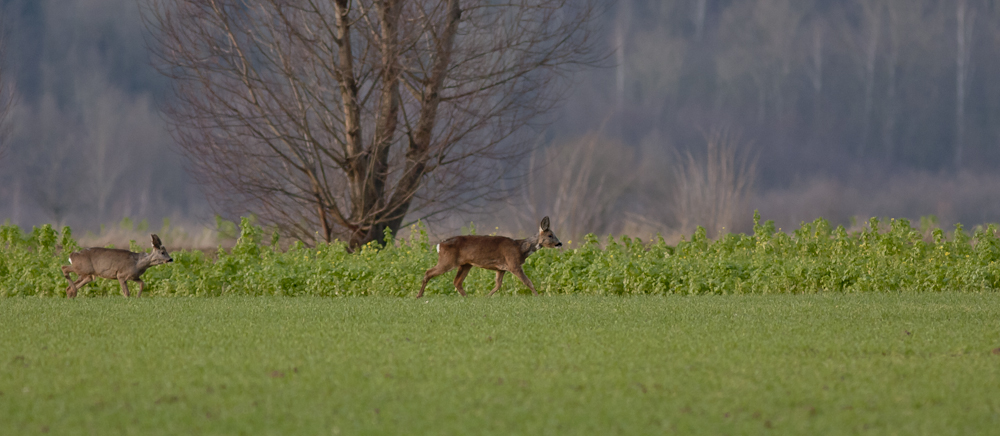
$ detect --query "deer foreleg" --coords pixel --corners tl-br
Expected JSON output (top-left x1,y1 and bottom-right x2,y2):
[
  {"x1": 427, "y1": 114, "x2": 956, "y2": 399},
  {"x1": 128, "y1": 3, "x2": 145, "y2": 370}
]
[
  {"x1": 135, "y1": 279, "x2": 145, "y2": 298},
  {"x1": 511, "y1": 267, "x2": 538, "y2": 296},
  {"x1": 117, "y1": 277, "x2": 131, "y2": 298},
  {"x1": 488, "y1": 270, "x2": 506, "y2": 297}
]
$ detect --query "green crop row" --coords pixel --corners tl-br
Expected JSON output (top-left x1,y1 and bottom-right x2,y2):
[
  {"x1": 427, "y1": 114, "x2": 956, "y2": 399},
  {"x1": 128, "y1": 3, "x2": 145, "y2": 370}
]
[{"x1": 2, "y1": 213, "x2": 999, "y2": 297}]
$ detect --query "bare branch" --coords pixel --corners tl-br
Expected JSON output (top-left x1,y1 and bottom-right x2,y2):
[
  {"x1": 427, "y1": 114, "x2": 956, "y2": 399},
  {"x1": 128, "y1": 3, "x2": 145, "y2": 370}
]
[{"x1": 144, "y1": 0, "x2": 603, "y2": 248}]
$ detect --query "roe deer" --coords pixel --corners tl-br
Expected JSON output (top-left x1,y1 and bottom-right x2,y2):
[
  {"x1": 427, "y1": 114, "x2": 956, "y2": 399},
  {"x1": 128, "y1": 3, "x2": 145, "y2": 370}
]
[
  {"x1": 61, "y1": 234, "x2": 173, "y2": 298},
  {"x1": 417, "y1": 216, "x2": 562, "y2": 298}
]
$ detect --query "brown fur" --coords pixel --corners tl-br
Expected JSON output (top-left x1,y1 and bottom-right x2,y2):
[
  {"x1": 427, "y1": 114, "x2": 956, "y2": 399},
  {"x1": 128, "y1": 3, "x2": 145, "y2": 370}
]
[
  {"x1": 417, "y1": 217, "x2": 562, "y2": 298},
  {"x1": 60, "y1": 234, "x2": 173, "y2": 298}
]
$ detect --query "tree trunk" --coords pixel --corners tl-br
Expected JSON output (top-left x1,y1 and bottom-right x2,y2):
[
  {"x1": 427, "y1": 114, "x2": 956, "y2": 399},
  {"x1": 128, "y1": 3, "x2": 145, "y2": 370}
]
[
  {"x1": 350, "y1": 0, "x2": 462, "y2": 249},
  {"x1": 955, "y1": 0, "x2": 974, "y2": 170}
]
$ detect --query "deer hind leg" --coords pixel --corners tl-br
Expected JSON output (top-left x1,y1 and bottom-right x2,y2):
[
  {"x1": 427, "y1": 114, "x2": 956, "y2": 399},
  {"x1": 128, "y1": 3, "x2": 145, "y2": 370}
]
[
  {"x1": 68, "y1": 275, "x2": 94, "y2": 298},
  {"x1": 117, "y1": 277, "x2": 131, "y2": 298},
  {"x1": 418, "y1": 262, "x2": 455, "y2": 298},
  {"x1": 488, "y1": 270, "x2": 506, "y2": 297},
  {"x1": 61, "y1": 265, "x2": 77, "y2": 297},
  {"x1": 510, "y1": 266, "x2": 538, "y2": 296},
  {"x1": 452, "y1": 265, "x2": 473, "y2": 297},
  {"x1": 62, "y1": 265, "x2": 93, "y2": 298}
]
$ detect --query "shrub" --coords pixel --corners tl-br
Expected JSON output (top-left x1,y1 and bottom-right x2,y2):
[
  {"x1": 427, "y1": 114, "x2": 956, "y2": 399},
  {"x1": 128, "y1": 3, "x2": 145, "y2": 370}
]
[{"x1": 2, "y1": 214, "x2": 998, "y2": 297}]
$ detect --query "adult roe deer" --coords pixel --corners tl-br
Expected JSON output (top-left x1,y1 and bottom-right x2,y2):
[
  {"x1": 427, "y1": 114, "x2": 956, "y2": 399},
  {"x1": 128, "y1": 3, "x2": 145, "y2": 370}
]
[
  {"x1": 61, "y1": 234, "x2": 173, "y2": 298},
  {"x1": 417, "y1": 217, "x2": 562, "y2": 298}
]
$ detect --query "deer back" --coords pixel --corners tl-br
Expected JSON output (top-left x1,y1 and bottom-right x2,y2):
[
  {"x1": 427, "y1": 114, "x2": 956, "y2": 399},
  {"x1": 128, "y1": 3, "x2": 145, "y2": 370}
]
[
  {"x1": 439, "y1": 235, "x2": 525, "y2": 270},
  {"x1": 69, "y1": 248, "x2": 144, "y2": 279}
]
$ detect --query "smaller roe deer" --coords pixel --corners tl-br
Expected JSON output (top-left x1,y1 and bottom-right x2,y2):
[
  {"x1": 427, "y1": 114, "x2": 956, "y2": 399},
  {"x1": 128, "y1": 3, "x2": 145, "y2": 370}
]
[
  {"x1": 61, "y1": 234, "x2": 173, "y2": 298},
  {"x1": 417, "y1": 217, "x2": 562, "y2": 298}
]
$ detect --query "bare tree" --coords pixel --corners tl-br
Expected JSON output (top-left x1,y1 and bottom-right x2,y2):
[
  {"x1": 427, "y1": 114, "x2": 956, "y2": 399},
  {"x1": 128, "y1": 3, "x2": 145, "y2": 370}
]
[
  {"x1": 669, "y1": 129, "x2": 757, "y2": 238},
  {"x1": 716, "y1": 0, "x2": 804, "y2": 124},
  {"x1": 692, "y1": 0, "x2": 707, "y2": 42},
  {"x1": 881, "y1": 0, "x2": 901, "y2": 162},
  {"x1": 805, "y1": 17, "x2": 825, "y2": 145},
  {"x1": 143, "y1": 0, "x2": 602, "y2": 249},
  {"x1": 843, "y1": 0, "x2": 882, "y2": 159},
  {"x1": 511, "y1": 133, "x2": 635, "y2": 239},
  {"x1": 955, "y1": 0, "x2": 976, "y2": 170},
  {"x1": 22, "y1": 95, "x2": 85, "y2": 225},
  {"x1": 0, "y1": 31, "x2": 14, "y2": 161}
]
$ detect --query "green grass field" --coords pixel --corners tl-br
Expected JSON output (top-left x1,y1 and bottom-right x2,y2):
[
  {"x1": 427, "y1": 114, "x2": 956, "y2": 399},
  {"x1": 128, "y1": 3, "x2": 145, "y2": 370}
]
[{"x1": 2, "y1": 294, "x2": 1000, "y2": 435}]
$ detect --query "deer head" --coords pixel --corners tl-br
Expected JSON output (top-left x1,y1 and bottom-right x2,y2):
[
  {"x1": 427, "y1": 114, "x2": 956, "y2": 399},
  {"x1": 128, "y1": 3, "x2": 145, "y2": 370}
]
[
  {"x1": 148, "y1": 234, "x2": 174, "y2": 265},
  {"x1": 535, "y1": 216, "x2": 562, "y2": 249}
]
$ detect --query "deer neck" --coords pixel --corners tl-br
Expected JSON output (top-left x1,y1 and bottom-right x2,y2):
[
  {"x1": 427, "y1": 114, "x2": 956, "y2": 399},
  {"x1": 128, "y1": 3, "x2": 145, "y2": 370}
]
[
  {"x1": 134, "y1": 252, "x2": 154, "y2": 272},
  {"x1": 519, "y1": 235, "x2": 541, "y2": 259}
]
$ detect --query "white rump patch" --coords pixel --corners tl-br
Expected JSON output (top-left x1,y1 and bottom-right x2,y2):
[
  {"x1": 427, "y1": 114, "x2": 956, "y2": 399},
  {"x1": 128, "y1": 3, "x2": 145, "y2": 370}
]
[
  {"x1": 68, "y1": 257, "x2": 72, "y2": 264},
  {"x1": 436, "y1": 244, "x2": 440, "y2": 253}
]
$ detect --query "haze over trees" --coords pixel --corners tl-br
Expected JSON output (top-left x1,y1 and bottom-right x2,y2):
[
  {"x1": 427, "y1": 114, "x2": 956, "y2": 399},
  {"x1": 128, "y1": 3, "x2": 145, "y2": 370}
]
[
  {"x1": 2, "y1": 0, "x2": 1000, "y2": 241},
  {"x1": 540, "y1": 0, "x2": 1000, "y2": 236},
  {"x1": 595, "y1": 0, "x2": 1000, "y2": 175},
  {"x1": 0, "y1": 0, "x2": 202, "y2": 229}
]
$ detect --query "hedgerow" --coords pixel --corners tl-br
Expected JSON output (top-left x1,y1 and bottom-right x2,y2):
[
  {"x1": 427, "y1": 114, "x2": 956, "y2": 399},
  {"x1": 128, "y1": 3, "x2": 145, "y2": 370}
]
[{"x1": 2, "y1": 213, "x2": 999, "y2": 297}]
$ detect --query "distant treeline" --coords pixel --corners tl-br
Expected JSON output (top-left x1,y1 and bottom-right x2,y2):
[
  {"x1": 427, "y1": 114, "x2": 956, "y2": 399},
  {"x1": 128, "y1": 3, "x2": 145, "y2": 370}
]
[
  {"x1": 3, "y1": 0, "x2": 1000, "y2": 235},
  {"x1": 581, "y1": 0, "x2": 1000, "y2": 182}
]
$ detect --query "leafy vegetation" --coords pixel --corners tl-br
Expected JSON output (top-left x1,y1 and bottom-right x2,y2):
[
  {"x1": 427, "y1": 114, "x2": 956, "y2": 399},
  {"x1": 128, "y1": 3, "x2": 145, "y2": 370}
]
[
  {"x1": 2, "y1": 213, "x2": 999, "y2": 298},
  {"x1": 2, "y1": 295, "x2": 999, "y2": 435}
]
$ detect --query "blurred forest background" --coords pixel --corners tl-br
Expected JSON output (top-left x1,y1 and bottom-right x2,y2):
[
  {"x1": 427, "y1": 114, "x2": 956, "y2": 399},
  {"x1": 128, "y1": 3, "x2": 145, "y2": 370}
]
[{"x1": 3, "y1": 0, "x2": 1000, "y2": 246}]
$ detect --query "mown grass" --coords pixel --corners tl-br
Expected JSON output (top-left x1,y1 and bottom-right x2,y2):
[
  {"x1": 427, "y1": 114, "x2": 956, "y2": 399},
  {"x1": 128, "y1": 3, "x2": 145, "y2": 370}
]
[{"x1": 2, "y1": 294, "x2": 999, "y2": 435}]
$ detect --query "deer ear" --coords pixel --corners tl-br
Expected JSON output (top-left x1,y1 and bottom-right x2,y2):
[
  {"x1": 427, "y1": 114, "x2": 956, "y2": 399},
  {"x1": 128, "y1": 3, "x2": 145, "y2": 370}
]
[
  {"x1": 540, "y1": 216, "x2": 550, "y2": 232},
  {"x1": 151, "y1": 234, "x2": 162, "y2": 248}
]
